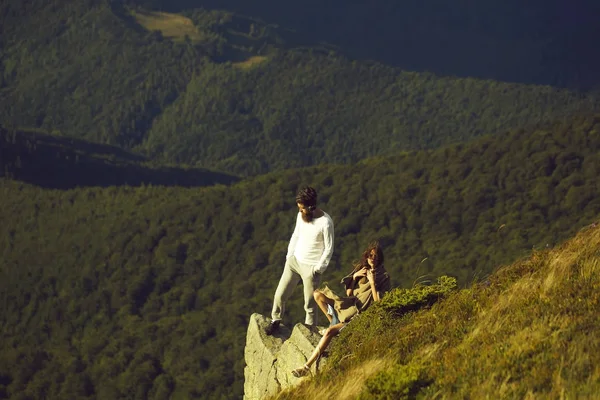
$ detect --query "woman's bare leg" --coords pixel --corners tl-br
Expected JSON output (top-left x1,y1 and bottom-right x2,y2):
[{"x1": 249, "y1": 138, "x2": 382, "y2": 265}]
[
  {"x1": 313, "y1": 290, "x2": 334, "y2": 324},
  {"x1": 305, "y1": 322, "x2": 344, "y2": 367}
]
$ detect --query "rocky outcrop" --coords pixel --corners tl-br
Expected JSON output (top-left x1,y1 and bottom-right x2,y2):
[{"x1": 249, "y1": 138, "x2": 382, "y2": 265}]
[{"x1": 244, "y1": 313, "x2": 326, "y2": 400}]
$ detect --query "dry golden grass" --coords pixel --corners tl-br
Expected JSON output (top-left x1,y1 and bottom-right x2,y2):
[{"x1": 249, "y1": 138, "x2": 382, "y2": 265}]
[
  {"x1": 276, "y1": 358, "x2": 391, "y2": 400},
  {"x1": 232, "y1": 55, "x2": 268, "y2": 70},
  {"x1": 131, "y1": 10, "x2": 204, "y2": 42}
]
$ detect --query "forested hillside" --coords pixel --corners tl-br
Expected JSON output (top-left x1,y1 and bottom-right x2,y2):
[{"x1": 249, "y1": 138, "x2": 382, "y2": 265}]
[
  {"x1": 2, "y1": 0, "x2": 599, "y2": 176},
  {"x1": 0, "y1": 0, "x2": 205, "y2": 149},
  {"x1": 139, "y1": 52, "x2": 600, "y2": 175},
  {"x1": 1, "y1": 113, "x2": 599, "y2": 399}
]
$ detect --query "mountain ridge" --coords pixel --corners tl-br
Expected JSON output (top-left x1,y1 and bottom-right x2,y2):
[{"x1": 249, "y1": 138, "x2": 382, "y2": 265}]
[{"x1": 2, "y1": 0, "x2": 600, "y2": 176}]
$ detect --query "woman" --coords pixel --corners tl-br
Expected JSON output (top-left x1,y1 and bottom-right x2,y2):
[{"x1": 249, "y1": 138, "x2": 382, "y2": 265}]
[{"x1": 291, "y1": 240, "x2": 391, "y2": 377}]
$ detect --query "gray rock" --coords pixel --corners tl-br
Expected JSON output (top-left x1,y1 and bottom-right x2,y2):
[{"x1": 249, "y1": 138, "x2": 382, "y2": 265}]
[{"x1": 244, "y1": 313, "x2": 327, "y2": 400}]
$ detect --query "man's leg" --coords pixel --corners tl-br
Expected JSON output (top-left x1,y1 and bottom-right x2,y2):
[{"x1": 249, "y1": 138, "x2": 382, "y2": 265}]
[
  {"x1": 271, "y1": 257, "x2": 301, "y2": 322},
  {"x1": 300, "y1": 265, "x2": 321, "y2": 326}
]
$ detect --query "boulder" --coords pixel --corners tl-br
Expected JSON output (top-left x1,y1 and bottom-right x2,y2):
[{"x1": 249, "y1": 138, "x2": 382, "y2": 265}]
[{"x1": 244, "y1": 313, "x2": 326, "y2": 400}]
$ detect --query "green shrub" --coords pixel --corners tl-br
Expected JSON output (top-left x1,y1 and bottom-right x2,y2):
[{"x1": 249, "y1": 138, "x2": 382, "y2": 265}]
[
  {"x1": 378, "y1": 276, "x2": 458, "y2": 315},
  {"x1": 360, "y1": 363, "x2": 428, "y2": 400}
]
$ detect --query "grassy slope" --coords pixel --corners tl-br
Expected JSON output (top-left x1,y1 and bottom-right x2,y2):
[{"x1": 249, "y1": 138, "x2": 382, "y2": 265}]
[
  {"x1": 1, "y1": 113, "x2": 600, "y2": 398},
  {"x1": 130, "y1": 9, "x2": 205, "y2": 43},
  {"x1": 277, "y1": 221, "x2": 600, "y2": 399}
]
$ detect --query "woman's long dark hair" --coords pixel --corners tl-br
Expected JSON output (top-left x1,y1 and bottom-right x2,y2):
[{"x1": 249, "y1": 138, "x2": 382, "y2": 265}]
[{"x1": 352, "y1": 240, "x2": 384, "y2": 272}]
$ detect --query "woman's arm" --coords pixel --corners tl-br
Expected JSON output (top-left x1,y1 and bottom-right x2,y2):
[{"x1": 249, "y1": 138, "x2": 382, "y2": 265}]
[
  {"x1": 348, "y1": 267, "x2": 368, "y2": 296},
  {"x1": 366, "y1": 269, "x2": 381, "y2": 301}
]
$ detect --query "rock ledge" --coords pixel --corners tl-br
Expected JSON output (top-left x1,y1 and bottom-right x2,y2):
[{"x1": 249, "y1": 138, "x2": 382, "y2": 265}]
[{"x1": 244, "y1": 313, "x2": 326, "y2": 400}]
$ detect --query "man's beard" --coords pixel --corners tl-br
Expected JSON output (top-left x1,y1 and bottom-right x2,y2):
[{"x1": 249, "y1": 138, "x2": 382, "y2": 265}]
[{"x1": 301, "y1": 211, "x2": 314, "y2": 223}]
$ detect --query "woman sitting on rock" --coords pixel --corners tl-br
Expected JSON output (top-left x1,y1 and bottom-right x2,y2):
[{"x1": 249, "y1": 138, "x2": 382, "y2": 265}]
[{"x1": 291, "y1": 240, "x2": 391, "y2": 377}]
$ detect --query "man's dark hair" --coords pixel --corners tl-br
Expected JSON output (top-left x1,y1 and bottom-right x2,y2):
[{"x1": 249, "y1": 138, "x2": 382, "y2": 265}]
[{"x1": 296, "y1": 186, "x2": 317, "y2": 209}]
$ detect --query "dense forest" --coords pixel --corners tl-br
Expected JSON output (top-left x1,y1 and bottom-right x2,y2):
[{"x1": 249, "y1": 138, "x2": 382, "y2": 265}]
[
  {"x1": 1, "y1": 113, "x2": 599, "y2": 398},
  {"x1": 2, "y1": 0, "x2": 600, "y2": 176}
]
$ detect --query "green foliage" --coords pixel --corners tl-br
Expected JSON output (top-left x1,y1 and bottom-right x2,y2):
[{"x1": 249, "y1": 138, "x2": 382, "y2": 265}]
[
  {"x1": 326, "y1": 277, "x2": 457, "y2": 367},
  {"x1": 140, "y1": 51, "x2": 600, "y2": 175},
  {"x1": 0, "y1": 0, "x2": 202, "y2": 148},
  {"x1": 360, "y1": 364, "x2": 427, "y2": 400},
  {"x1": 378, "y1": 276, "x2": 457, "y2": 315}
]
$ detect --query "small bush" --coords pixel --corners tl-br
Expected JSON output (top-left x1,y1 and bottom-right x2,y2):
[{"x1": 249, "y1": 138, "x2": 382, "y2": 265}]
[
  {"x1": 378, "y1": 276, "x2": 458, "y2": 315},
  {"x1": 360, "y1": 363, "x2": 428, "y2": 399}
]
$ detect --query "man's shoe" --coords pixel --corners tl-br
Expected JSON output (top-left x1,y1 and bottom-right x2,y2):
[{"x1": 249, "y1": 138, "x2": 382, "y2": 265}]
[
  {"x1": 301, "y1": 323, "x2": 320, "y2": 334},
  {"x1": 265, "y1": 320, "x2": 281, "y2": 335}
]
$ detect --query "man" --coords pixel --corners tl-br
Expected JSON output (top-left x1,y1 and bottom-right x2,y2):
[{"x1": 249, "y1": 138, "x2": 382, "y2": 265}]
[{"x1": 265, "y1": 186, "x2": 335, "y2": 335}]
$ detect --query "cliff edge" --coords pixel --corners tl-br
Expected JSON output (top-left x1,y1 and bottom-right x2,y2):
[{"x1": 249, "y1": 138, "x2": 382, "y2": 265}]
[{"x1": 244, "y1": 313, "x2": 326, "y2": 400}]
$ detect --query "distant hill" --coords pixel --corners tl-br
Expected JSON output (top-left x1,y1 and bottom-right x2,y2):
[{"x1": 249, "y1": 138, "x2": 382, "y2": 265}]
[
  {"x1": 129, "y1": 0, "x2": 600, "y2": 89},
  {"x1": 1, "y1": 0, "x2": 599, "y2": 176},
  {"x1": 139, "y1": 52, "x2": 600, "y2": 175},
  {"x1": 278, "y1": 220, "x2": 600, "y2": 398},
  {"x1": 1, "y1": 113, "x2": 599, "y2": 399},
  {"x1": 0, "y1": 126, "x2": 239, "y2": 189}
]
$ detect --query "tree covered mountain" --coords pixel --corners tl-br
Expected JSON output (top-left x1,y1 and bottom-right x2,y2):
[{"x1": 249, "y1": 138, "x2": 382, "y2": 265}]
[
  {"x1": 1, "y1": 113, "x2": 599, "y2": 399},
  {"x1": 1, "y1": 0, "x2": 599, "y2": 176}
]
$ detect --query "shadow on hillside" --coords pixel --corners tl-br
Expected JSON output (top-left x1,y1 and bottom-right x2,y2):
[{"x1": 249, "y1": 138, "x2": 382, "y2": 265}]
[
  {"x1": 152, "y1": 0, "x2": 600, "y2": 90},
  {"x1": 0, "y1": 128, "x2": 239, "y2": 189}
]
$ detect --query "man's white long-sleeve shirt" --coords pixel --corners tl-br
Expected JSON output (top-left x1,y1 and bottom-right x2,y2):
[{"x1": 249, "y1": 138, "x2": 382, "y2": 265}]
[{"x1": 286, "y1": 211, "x2": 335, "y2": 275}]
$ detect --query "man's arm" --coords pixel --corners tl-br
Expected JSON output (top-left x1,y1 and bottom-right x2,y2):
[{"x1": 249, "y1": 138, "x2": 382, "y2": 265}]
[
  {"x1": 313, "y1": 216, "x2": 334, "y2": 275},
  {"x1": 286, "y1": 212, "x2": 301, "y2": 259}
]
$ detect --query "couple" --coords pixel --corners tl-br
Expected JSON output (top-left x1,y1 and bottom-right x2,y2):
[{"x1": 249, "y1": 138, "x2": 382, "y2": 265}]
[{"x1": 264, "y1": 186, "x2": 391, "y2": 377}]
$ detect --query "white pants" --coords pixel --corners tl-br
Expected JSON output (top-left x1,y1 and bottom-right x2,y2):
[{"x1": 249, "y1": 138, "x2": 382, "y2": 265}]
[{"x1": 271, "y1": 255, "x2": 321, "y2": 325}]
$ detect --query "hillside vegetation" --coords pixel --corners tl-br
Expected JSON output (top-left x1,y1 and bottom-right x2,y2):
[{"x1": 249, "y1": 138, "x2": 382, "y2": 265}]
[
  {"x1": 1, "y1": 113, "x2": 599, "y2": 399},
  {"x1": 139, "y1": 51, "x2": 600, "y2": 175},
  {"x1": 277, "y1": 220, "x2": 600, "y2": 399},
  {"x1": 2, "y1": 0, "x2": 600, "y2": 176}
]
